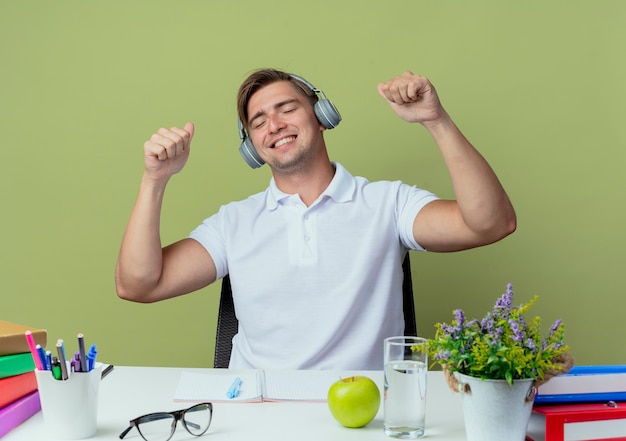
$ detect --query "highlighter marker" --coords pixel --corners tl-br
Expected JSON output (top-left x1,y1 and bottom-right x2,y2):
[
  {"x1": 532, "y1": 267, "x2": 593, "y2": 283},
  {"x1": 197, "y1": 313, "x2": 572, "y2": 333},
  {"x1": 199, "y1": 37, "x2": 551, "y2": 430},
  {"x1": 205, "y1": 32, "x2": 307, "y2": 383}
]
[
  {"x1": 25, "y1": 331, "x2": 44, "y2": 370},
  {"x1": 51, "y1": 357, "x2": 62, "y2": 380},
  {"x1": 227, "y1": 377, "x2": 242, "y2": 399}
]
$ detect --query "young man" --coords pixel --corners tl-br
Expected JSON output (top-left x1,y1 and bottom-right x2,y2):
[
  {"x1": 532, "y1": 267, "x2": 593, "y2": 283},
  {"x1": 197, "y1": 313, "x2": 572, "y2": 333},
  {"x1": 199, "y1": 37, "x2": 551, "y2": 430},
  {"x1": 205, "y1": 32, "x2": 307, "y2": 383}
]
[{"x1": 115, "y1": 69, "x2": 516, "y2": 370}]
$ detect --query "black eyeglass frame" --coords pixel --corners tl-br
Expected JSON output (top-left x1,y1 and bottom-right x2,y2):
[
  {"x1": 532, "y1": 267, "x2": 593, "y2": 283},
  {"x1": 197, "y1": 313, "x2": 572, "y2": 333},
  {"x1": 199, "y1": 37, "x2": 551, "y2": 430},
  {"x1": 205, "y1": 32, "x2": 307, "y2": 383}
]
[{"x1": 119, "y1": 402, "x2": 213, "y2": 441}]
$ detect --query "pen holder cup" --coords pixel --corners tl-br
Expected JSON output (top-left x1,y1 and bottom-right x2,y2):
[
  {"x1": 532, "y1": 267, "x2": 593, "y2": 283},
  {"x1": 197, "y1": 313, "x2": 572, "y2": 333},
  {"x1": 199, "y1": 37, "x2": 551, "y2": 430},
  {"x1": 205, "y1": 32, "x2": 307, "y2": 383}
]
[{"x1": 34, "y1": 363, "x2": 102, "y2": 440}]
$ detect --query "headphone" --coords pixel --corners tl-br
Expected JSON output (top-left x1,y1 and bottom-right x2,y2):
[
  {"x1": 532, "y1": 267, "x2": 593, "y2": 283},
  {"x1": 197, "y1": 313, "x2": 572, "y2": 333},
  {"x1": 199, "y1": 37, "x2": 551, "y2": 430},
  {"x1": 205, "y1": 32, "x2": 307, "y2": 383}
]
[{"x1": 238, "y1": 73, "x2": 342, "y2": 169}]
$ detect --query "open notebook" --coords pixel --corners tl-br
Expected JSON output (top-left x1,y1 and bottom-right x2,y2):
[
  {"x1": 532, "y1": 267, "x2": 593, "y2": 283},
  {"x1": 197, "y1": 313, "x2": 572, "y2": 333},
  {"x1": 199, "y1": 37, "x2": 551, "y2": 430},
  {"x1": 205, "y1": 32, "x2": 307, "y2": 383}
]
[{"x1": 173, "y1": 369, "x2": 373, "y2": 403}]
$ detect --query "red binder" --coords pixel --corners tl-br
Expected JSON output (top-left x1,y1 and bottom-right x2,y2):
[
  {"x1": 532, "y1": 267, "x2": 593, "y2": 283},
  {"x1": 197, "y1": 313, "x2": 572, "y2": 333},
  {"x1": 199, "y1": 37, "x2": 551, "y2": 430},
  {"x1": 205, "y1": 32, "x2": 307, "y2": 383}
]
[
  {"x1": 526, "y1": 402, "x2": 626, "y2": 441},
  {"x1": 0, "y1": 371, "x2": 38, "y2": 408}
]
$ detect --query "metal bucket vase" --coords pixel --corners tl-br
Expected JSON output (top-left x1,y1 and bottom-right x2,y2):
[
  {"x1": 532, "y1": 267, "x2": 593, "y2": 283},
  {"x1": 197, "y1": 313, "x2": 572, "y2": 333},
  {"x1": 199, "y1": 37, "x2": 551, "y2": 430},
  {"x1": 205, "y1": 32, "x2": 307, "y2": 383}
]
[{"x1": 455, "y1": 373, "x2": 536, "y2": 441}]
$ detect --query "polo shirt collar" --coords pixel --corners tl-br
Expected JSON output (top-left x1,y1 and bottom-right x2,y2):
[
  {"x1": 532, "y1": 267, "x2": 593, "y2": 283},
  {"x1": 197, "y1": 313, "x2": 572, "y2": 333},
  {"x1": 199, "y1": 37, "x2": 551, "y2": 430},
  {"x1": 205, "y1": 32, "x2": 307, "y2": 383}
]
[{"x1": 265, "y1": 162, "x2": 356, "y2": 210}]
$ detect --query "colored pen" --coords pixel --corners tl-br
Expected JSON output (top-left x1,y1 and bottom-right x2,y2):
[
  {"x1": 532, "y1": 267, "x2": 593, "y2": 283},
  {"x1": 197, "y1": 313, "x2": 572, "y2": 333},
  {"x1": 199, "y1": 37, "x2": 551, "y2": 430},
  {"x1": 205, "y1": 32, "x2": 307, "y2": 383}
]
[
  {"x1": 71, "y1": 351, "x2": 82, "y2": 373},
  {"x1": 25, "y1": 331, "x2": 44, "y2": 370},
  {"x1": 51, "y1": 357, "x2": 62, "y2": 380},
  {"x1": 45, "y1": 351, "x2": 53, "y2": 371},
  {"x1": 87, "y1": 344, "x2": 97, "y2": 371},
  {"x1": 56, "y1": 340, "x2": 69, "y2": 380},
  {"x1": 36, "y1": 344, "x2": 48, "y2": 371},
  {"x1": 77, "y1": 333, "x2": 87, "y2": 372},
  {"x1": 227, "y1": 377, "x2": 242, "y2": 399}
]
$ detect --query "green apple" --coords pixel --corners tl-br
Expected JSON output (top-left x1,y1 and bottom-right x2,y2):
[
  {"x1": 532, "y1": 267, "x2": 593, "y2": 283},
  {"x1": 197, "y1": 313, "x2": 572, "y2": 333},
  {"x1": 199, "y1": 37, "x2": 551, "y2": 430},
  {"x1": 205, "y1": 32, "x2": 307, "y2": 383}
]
[{"x1": 327, "y1": 375, "x2": 381, "y2": 428}]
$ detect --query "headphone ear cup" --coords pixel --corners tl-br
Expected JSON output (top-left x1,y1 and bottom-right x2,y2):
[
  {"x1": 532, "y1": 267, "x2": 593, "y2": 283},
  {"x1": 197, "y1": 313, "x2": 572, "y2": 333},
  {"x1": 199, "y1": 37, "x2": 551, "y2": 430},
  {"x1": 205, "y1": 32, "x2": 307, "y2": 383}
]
[
  {"x1": 314, "y1": 99, "x2": 342, "y2": 129},
  {"x1": 239, "y1": 137, "x2": 265, "y2": 169}
]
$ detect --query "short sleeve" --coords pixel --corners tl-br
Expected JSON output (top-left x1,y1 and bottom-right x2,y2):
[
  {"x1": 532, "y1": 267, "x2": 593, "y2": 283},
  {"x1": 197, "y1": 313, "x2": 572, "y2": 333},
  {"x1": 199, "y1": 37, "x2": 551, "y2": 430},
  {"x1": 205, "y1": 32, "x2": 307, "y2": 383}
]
[
  {"x1": 189, "y1": 211, "x2": 229, "y2": 280},
  {"x1": 396, "y1": 183, "x2": 440, "y2": 251}
]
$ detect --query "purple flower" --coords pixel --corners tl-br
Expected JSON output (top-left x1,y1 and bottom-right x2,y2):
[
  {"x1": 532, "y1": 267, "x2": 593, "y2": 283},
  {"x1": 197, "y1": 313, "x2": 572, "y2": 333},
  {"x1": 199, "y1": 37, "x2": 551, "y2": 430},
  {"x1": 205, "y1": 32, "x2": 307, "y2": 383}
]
[
  {"x1": 548, "y1": 319, "x2": 562, "y2": 338},
  {"x1": 481, "y1": 313, "x2": 494, "y2": 333},
  {"x1": 509, "y1": 319, "x2": 524, "y2": 343},
  {"x1": 494, "y1": 287, "x2": 514, "y2": 320},
  {"x1": 494, "y1": 326, "x2": 504, "y2": 342},
  {"x1": 467, "y1": 319, "x2": 480, "y2": 329},
  {"x1": 441, "y1": 323, "x2": 457, "y2": 336},
  {"x1": 495, "y1": 294, "x2": 511, "y2": 311},
  {"x1": 454, "y1": 309, "x2": 465, "y2": 327},
  {"x1": 435, "y1": 350, "x2": 451, "y2": 361}
]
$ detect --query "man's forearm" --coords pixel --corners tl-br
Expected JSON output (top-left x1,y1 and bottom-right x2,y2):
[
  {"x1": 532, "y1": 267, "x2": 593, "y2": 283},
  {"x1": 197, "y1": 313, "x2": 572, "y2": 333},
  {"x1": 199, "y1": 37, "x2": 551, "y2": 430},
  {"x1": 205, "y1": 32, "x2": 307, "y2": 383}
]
[{"x1": 115, "y1": 175, "x2": 169, "y2": 301}]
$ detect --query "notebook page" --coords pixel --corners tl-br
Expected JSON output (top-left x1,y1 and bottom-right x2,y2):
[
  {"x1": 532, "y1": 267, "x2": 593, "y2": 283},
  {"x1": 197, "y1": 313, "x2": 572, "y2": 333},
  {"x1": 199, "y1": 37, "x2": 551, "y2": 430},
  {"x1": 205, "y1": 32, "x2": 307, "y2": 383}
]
[
  {"x1": 262, "y1": 370, "x2": 349, "y2": 402},
  {"x1": 173, "y1": 370, "x2": 262, "y2": 403}
]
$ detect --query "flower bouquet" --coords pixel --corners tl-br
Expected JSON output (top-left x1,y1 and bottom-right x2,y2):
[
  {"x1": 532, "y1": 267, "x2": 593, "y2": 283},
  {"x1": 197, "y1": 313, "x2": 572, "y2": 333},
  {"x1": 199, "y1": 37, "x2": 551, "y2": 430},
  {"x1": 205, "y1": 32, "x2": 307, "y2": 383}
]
[{"x1": 427, "y1": 283, "x2": 574, "y2": 388}]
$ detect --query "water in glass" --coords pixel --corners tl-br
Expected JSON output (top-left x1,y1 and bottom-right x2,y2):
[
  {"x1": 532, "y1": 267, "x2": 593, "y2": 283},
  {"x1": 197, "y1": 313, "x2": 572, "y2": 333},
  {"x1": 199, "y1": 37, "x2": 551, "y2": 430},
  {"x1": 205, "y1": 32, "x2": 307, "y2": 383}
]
[{"x1": 384, "y1": 360, "x2": 427, "y2": 438}]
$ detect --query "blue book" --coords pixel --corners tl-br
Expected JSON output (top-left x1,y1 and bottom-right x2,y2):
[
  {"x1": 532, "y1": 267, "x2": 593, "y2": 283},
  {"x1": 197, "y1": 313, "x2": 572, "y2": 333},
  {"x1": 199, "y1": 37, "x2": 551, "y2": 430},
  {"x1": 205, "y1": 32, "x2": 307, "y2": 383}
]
[
  {"x1": 535, "y1": 365, "x2": 626, "y2": 404},
  {"x1": 566, "y1": 365, "x2": 626, "y2": 375}
]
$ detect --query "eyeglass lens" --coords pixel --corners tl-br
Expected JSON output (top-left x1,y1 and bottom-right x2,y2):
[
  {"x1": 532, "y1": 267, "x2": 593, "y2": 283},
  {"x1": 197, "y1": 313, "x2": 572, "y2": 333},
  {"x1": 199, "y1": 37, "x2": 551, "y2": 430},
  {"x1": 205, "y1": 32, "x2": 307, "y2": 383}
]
[
  {"x1": 135, "y1": 403, "x2": 212, "y2": 441},
  {"x1": 136, "y1": 413, "x2": 176, "y2": 441},
  {"x1": 182, "y1": 403, "x2": 212, "y2": 435}
]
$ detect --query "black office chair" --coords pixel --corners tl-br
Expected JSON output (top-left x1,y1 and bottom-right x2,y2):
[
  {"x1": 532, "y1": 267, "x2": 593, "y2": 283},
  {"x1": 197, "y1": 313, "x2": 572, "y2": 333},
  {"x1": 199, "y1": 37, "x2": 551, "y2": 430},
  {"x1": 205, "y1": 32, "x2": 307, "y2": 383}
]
[{"x1": 213, "y1": 253, "x2": 417, "y2": 368}]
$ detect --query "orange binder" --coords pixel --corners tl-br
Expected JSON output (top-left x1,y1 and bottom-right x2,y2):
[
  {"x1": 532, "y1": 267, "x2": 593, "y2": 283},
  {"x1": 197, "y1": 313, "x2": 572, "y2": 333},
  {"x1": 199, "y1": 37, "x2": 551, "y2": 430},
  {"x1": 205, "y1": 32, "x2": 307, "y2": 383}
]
[{"x1": 526, "y1": 402, "x2": 626, "y2": 441}]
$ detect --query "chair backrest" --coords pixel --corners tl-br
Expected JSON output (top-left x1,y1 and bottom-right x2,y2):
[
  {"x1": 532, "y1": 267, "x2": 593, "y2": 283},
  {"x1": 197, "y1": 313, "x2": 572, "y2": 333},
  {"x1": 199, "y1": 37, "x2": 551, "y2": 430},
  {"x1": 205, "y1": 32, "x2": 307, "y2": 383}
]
[
  {"x1": 401, "y1": 253, "x2": 417, "y2": 337},
  {"x1": 213, "y1": 253, "x2": 417, "y2": 368},
  {"x1": 213, "y1": 274, "x2": 237, "y2": 369}
]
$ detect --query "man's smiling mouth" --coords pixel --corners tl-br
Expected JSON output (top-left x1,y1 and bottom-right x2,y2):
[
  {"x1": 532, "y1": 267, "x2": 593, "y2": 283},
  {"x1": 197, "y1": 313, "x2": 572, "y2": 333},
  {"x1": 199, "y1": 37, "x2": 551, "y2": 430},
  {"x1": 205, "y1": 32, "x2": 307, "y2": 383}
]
[{"x1": 273, "y1": 136, "x2": 296, "y2": 148}]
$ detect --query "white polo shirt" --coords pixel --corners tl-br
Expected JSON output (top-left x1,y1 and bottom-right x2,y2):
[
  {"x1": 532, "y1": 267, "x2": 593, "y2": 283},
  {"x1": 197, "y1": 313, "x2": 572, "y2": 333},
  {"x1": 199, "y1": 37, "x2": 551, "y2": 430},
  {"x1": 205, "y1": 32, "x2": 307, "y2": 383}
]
[{"x1": 189, "y1": 162, "x2": 439, "y2": 370}]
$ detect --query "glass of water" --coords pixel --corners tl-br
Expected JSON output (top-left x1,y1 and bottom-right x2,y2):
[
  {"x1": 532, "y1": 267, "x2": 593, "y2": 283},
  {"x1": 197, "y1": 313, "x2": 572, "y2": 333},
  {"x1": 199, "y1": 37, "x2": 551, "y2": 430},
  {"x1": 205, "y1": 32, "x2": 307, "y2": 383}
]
[{"x1": 383, "y1": 336, "x2": 428, "y2": 439}]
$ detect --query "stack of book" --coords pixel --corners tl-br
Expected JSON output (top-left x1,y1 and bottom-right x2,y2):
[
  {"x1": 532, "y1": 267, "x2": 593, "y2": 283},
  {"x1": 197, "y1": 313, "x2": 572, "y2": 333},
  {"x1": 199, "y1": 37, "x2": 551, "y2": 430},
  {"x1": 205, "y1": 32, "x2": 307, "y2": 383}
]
[
  {"x1": 0, "y1": 320, "x2": 47, "y2": 438},
  {"x1": 526, "y1": 365, "x2": 626, "y2": 441}
]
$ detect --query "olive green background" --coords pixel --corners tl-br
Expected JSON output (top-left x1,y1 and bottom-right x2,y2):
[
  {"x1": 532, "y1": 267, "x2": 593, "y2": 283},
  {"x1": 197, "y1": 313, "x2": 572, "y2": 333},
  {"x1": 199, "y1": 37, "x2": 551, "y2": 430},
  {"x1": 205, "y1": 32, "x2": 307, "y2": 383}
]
[{"x1": 2, "y1": 1, "x2": 624, "y2": 368}]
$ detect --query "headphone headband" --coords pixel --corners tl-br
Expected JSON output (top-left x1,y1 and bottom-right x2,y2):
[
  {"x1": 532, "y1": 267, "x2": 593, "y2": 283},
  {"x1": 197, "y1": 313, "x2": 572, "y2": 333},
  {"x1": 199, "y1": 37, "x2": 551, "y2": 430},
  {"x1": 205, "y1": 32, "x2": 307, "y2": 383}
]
[{"x1": 289, "y1": 73, "x2": 319, "y2": 95}]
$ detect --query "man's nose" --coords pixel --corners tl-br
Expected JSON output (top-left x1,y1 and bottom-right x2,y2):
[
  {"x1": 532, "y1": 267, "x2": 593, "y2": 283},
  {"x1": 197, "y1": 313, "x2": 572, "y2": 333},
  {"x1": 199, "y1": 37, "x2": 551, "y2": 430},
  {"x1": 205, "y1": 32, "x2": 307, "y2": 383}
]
[{"x1": 267, "y1": 113, "x2": 286, "y2": 133}]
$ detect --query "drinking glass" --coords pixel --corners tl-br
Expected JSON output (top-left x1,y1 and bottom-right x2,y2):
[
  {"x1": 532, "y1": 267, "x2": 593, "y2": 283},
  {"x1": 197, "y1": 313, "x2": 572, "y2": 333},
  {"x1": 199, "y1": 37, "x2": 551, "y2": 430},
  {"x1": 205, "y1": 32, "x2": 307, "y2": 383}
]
[{"x1": 384, "y1": 336, "x2": 427, "y2": 439}]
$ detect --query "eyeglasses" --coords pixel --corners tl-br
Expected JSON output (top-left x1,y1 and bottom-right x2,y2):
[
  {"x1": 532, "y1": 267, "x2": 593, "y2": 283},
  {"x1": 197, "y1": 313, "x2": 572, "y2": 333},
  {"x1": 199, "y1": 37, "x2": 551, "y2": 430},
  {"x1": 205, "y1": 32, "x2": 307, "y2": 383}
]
[{"x1": 119, "y1": 402, "x2": 213, "y2": 441}]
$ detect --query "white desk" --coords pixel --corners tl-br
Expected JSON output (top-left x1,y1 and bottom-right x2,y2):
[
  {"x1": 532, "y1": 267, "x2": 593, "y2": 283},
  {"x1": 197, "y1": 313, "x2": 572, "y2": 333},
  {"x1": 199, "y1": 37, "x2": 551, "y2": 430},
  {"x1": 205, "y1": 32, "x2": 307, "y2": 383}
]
[{"x1": 4, "y1": 366, "x2": 467, "y2": 441}]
